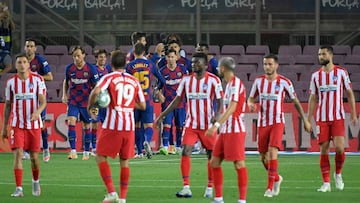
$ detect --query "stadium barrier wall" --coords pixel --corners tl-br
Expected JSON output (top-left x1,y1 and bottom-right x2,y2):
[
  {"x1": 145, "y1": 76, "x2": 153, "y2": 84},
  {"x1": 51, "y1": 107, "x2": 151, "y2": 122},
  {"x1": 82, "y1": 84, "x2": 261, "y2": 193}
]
[{"x1": 0, "y1": 103, "x2": 359, "y2": 152}]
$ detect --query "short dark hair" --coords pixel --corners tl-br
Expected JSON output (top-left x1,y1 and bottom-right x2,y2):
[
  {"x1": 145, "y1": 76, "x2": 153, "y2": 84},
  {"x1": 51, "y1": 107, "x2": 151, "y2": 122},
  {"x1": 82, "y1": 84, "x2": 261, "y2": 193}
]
[
  {"x1": 94, "y1": 49, "x2": 107, "y2": 58},
  {"x1": 111, "y1": 50, "x2": 126, "y2": 69},
  {"x1": 134, "y1": 42, "x2": 146, "y2": 56},
  {"x1": 263, "y1": 54, "x2": 278, "y2": 63},
  {"x1": 131, "y1": 32, "x2": 146, "y2": 45},
  {"x1": 166, "y1": 48, "x2": 177, "y2": 56},
  {"x1": 320, "y1": 45, "x2": 333, "y2": 54},
  {"x1": 192, "y1": 52, "x2": 208, "y2": 64},
  {"x1": 197, "y1": 43, "x2": 209, "y2": 50},
  {"x1": 165, "y1": 33, "x2": 183, "y2": 46},
  {"x1": 71, "y1": 45, "x2": 85, "y2": 55},
  {"x1": 15, "y1": 53, "x2": 29, "y2": 61},
  {"x1": 25, "y1": 38, "x2": 37, "y2": 45},
  {"x1": 167, "y1": 40, "x2": 180, "y2": 47}
]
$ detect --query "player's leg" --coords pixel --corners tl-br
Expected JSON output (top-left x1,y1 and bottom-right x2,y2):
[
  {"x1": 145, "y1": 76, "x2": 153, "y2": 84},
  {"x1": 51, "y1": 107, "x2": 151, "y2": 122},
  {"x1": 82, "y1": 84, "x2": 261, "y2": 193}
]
[
  {"x1": 81, "y1": 122, "x2": 92, "y2": 160},
  {"x1": 176, "y1": 128, "x2": 197, "y2": 198},
  {"x1": 91, "y1": 122, "x2": 98, "y2": 156},
  {"x1": 160, "y1": 111, "x2": 174, "y2": 155},
  {"x1": 142, "y1": 104, "x2": 155, "y2": 159},
  {"x1": 11, "y1": 128, "x2": 25, "y2": 197},
  {"x1": 332, "y1": 120, "x2": 346, "y2": 190},
  {"x1": 175, "y1": 108, "x2": 186, "y2": 153},
  {"x1": 40, "y1": 109, "x2": 50, "y2": 162},
  {"x1": 28, "y1": 128, "x2": 42, "y2": 196},
  {"x1": 210, "y1": 133, "x2": 224, "y2": 202},
  {"x1": 134, "y1": 110, "x2": 144, "y2": 158},
  {"x1": 67, "y1": 104, "x2": 79, "y2": 159},
  {"x1": 96, "y1": 129, "x2": 120, "y2": 202},
  {"x1": 317, "y1": 121, "x2": 331, "y2": 192}
]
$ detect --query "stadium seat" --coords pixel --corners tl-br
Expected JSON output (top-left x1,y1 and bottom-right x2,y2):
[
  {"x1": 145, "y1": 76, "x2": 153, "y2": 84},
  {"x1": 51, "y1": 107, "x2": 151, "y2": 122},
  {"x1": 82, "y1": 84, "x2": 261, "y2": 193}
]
[
  {"x1": 352, "y1": 45, "x2": 360, "y2": 55},
  {"x1": 44, "y1": 45, "x2": 68, "y2": 55},
  {"x1": 52, "y1": 73, "x2": 65, "y2": 82},
  {"x1": 346, "y1": 65, "x2": 360, "y2": 75},
  {"x1": 181, "y1": 45, "x2": 196, "y2": 56},
  {"x1": 278, "y1": 55, "x2": 295, "y2": 65},
  {"x1": 221, "y1": 45, "x2": 245, "y2": 55},
  {"x1": 350, "y1": 72, "x2": 360, "y2": 83},
  {"x1": 234, "y1": 72, "x2": 248, "y2": 82},
  {"x1": 69, "y1": 45, "x2": 93, "y2": 55},
  {"x1": 85, "y1": 55, "x2": 96, "y2": 64},
  {"x1": 117, "y1": 45, "x2": 132, "y2": 53},
  {"x1": 36, "y1": 45, "x2": 44, "y2": 55},
  {"x1": 238, "y1": 64, "x2": 258, "y2": 75},
  {"x1": 344, "y1": 55, "x2": 360, "y2": 65},
  {"x1": 93, "y1": 45, "x2": 116, "y2": 54},
  {"x1": 237, "y1": 55, "x2": 263, "y2": 68},
  {"x1": 332, "y1": 45, "x2": 351, "y2": 56},
  {"x1": 44, "y1": 55, "x2": 60, "y2": 66},
  {"x1": 281, "y1": 72, "x2": 298, "y2": 82},
  {"x1": 246, "y1": 45, "x2": 270, "y2": 56},
  {"x1": 208, "y1": 45, "x2": 220, "y2": 55},
  {"x1": 278, "y1": 45, "x2": 302, "y2": 56},
  {"x1": 333, "y1": 55, "x2": 345, "y2": 65},
  {"x1": 303, "y1": 45, "x2": 320, "y2": 55},
  {"x1": 59, "y1": 55, "x2": 74, "y2": 65},
  {"x1": 294, "y1": 55, "x2": 318, "y2": 65}
]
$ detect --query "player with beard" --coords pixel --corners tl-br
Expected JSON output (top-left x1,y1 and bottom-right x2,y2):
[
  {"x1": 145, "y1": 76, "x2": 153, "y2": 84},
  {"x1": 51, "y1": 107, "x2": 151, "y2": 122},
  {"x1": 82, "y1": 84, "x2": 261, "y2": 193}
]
[
  {"x1": 307, "y1": 45, "x2": 357, "y2": 192},
  {"x1": 248, "y1": 54, "x2": 311, "y2": 197}
]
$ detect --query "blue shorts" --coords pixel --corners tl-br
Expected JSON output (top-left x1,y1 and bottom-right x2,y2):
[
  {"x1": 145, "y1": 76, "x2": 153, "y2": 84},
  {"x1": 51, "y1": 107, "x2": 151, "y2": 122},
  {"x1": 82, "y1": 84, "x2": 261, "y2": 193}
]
[
  {"x1": 163, "y1": 108, "x2": 186, "y2": 127},
  {"x1": 67, "y1": 104, "x2": 92, "y2": 123},
  {"x1": 134, "y1": 102, "x2": 154, "y2": 124},
  {"x1": 41, "y1": 108, "x2": 46, "y2": 121}
]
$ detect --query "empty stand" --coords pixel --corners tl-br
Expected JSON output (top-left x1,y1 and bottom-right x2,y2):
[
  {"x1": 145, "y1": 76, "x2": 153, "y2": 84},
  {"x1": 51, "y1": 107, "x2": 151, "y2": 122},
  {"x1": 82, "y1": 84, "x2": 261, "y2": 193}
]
[
  {"x1": 69, "y1": 45, "x2": 93, "y2": 55},
  {"x1": 85, "y1": 55, "x2": 96, "y2": 64},
  {"x1": 344, "y1": 55, "x2": 360, "y2": 65},
  {"x1": 246, "y1": 45, "x2": 270, "y2": 56},
  {"x1": 237, "y1": 55, "x2": 263, "y2": 71},
  {"x1": 302, "y1": 45, "x2": 320, "y2": 55},
  {"x1": 59, "y1": 55, "x2": 74, "y2": 65},
  {"x1": 333, "y1": 55, "x2": 345, "y2": 65},
  {"x1": 221, "y1": 45, "x2": 245, "y2": 55},
  {"x1": 294, "y1": 55, "x2": 318, "y2": 65},
  {"x1": 278, "y1": 55, "x2": 295, "y2": 65},
  {"x1": 44, "y1": 45, "x2": 68, "y2": 55},
  {"x1": 181, "y1": 45, "x2": 195, "y2": 56},
  {"x1": 118, "y1": 45, "x2": 132, "y2": 53},
  {"x1": 278, "y1": 45, "x2": 302, "y2": 56},
  {"x1": 332, "y1": 45, "x2": 351, "y2": 56},
  {"x1": 352, "y1": 45, "x2": 360, "y2": 55},
  {"x1": 36, "y1": 45, "x2": 44, "y2": 55},
  {"x1": 208, "y1": 45, "x2": 220, "y2": 56},
  {"x1": 44, "y1": 55, "x2": 60, "y2": 66}
]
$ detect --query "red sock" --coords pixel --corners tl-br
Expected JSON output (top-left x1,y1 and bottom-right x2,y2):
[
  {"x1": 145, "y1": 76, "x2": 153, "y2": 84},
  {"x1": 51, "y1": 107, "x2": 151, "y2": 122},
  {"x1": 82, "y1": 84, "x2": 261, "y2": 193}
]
[
  {"x1": 120, "y1": 167, "x2": 130, "y2": 199},
  {"x1": 14, "y1": 169, "x2": 23, "y2": 187},
  {"x1": 320, "y1": 154, "x2": 330, "y2": 182},
  {"x1": 237, "y1": 167, "x2": 248, "y2": 201},
  {"x1": 335, "y1": 152, "x2": 345, "y2": 174},
  {"x1": 213, "y1": 167, "x2": 223, "y2": 198},
  {"x1": 32, "y1": 168, "x2": 40, "y2": 181},
  {"x1": 207, "y1": 159, "x2": 213, "y2": 187},
  {"x1": 181, "y1": 156, "x2": 191, "y2": 186},
  {"x1": 98, "y1": 161, "x2": 115, "y2": 193},
  {"x1": 267, "y1": 159, "x2": 278, "y2": 190}
]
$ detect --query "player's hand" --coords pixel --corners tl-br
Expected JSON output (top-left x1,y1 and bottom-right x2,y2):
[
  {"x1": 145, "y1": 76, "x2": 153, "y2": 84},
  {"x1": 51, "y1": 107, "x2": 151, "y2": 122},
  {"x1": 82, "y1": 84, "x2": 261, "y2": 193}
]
[
  {"x1": 205, "y1": 126, "x2": 216, "y2": 137},
  {"x1": 89, "y1": 107, "x2": 98, "y2": 120},
  {"x1": 1, "y1": 128, "x2": 8, "y2": 139},
  {"x1": 303, "y1": 119, "x2": 312, "y2": 133},
  {"x1": 30, "y1": 112, "x2": 40, "y2": 121},
  {"x1": 157, "y1": 91, "x2": 165, "y2": 103},
  {"x1": 155, "y1": 116, "x2": 164, "y2": 129},
  {"x1": 350, "y1": 113, "x2": 358, "y2": 126},
  {"x1": 62, "y1": 95, "x2": 68, "y2": 104},
  {"x1": 248, "y1": 102, "x2": 256, "y2": 112}
]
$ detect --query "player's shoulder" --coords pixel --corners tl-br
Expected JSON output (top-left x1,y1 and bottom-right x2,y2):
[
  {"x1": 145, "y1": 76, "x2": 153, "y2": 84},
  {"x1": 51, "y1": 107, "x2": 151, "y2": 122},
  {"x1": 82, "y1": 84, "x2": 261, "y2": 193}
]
[
  {"x1": 278, "y1": 74, "x2": 292, "y2": 83},
  {"x1": 31, "y1": 72, "x2": 45, "y2": 81},
  {"x1": 34, "y1": 54, "x2": 46, "y2": 61}
]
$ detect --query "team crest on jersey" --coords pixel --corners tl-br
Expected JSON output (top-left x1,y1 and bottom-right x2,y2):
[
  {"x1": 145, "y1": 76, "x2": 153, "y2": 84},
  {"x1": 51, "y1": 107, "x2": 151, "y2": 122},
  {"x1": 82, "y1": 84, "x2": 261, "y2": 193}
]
[
  {"x1": 203, "y1": 83, "x2": 208, "y2": 90},
  {"x1": 177, "y1": 72, "x2": 182, "y2": 77},
  {"x1": 333, "y1": 75, "x2": 338, "y2": 83},
  {"x1": 28, "y1": 83, "x2": 34, "y2": 89},
  {"x1": 83, "y1": 72, "x2": 88, "y2": 77}
]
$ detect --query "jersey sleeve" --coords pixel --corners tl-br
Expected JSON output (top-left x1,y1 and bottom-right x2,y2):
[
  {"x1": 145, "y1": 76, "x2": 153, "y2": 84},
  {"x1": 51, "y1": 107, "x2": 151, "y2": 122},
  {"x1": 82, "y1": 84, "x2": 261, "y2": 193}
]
[
  {"x1": 176, "y1": 76, "x2": 187, "y2": 97},
  {"x1": 283, "y1": 80, "x2": 297, "y2": 100},
  {"x1": 213, "y1": 77, "x2": 223, "y2": 100},
  {"x1": 5, "y1": 79, "x2": 11, "y2": 101},
  {"x1": 341, "y1": 69, "x2": 352, "y2": 90},
  {"x1": 309, "y1": 73, "x2": 317, "y2": 95},
  {"x1": 89, "y1": 63, "x2": 100, "y2": 86},
  {"x1": 249, "y1": 79, "x2": 259, "y2": 98},
  {"x1": 37, "y1": 77, "x2": 47, "y2": 95},
  {"x1": 38, "y1": 55, "x2": 52, "y2": 74},
  {"x1": 96, "y1": 74, "x2": 112, "y2": 91}
]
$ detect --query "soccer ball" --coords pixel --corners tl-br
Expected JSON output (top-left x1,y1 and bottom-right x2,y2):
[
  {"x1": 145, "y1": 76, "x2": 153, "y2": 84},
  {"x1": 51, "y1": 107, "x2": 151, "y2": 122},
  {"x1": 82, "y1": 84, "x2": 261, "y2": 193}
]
[{"x1": 97, "y1": 90, "x2": 111, "y2": 108}]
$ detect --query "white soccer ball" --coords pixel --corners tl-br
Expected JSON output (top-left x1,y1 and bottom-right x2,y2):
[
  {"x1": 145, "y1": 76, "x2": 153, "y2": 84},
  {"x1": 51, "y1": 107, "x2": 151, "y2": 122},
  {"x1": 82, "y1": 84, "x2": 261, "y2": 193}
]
[{"x1": 97, "y1": 90, "x2": 111, "y2": 108}]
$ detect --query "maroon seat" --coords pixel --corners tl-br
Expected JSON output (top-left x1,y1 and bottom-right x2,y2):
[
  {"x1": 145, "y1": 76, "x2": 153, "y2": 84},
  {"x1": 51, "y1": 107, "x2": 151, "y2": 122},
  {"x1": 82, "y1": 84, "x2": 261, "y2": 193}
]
[
  {"x1": 246, "y1": 45, "x2": 270, "y2": 56},
  {"x1": 352, "y1": 45, "x2": 360, "y2": 55},
  {"x1": 344, "y1": 55, "x2": 360, "y2": 65},
  {"x1": 69, "y1": 45, "x2": 93, "y2": 55},
  {"x1": 94, "y1": 45, "x2": 116, "y2": 55},
  {"x1": 45, "y1": 45, "x2": 68, "y2": 55},
  {"x1": 278, "y1": 45, "x2": 302, "y2": 56},
  {"x1": 221, "y1": 45, "x2": 245, "y2": 55},
  {"x1": 303, "y1": 45, "x2": 320, "y2": 55},
  {"x1": 278, "y1": 55, "x2": 295, "y2": 65},
  {"x1": 333, "y1": 45, "x2": 351, "y2": 56}
]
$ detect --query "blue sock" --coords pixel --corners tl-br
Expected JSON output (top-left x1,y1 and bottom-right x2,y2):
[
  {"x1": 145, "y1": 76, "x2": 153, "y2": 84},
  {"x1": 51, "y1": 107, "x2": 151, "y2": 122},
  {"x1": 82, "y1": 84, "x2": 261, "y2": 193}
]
[
  {"x1": 41, "y1": 129, "x2": 49, "y2": 149},
  {"x1": 169, "y1": 126, "x2": 174, "y2": 146},
  {"x1": 176, "y1": 127, "x2": 183, "y2": 147},
  {"x1": 144, "y1": 127, "x2": 153, "y2": 143},
  {"x1": 162, "y1": 127, "x2": 170, "y2": 147},
  {"x1": 135, "y1": 127, "x2": 144, "y2": 154},
  {"x1": 84, "y1": 129, "x2": 91, "y2": 151},
  {"x1": 91, "y1": 129, "x2": 97, "y2": 149},
  {"x1": 68, "y1": 125, "x2": 76, "y2": 150}
]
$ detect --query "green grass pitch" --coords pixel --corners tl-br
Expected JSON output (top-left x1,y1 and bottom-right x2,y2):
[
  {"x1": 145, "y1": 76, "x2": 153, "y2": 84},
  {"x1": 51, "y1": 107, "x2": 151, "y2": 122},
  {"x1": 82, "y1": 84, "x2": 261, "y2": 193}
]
[{"x1": 0, "y1": 153, "x2": 359, "y2": 203}]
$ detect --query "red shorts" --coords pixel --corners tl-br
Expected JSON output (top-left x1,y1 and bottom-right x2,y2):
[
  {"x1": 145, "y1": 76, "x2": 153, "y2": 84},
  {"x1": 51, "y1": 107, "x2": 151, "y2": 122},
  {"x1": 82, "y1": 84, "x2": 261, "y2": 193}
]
[
  {"x1": 213, "y1": 132, "x2": 246, "y2": 161},
  {"x1": 316, "y1": 120, "x2": 345, "y2": 144},
  {"x1": 258, "y1": 123, "x2": 284, "y2": 153},
  {"x1": 182, "y1": 128, "x2": 217, "y2": 150},
  {"x1": 97, "y1": 129, "x2": 135, "y2": 159},
  {"x1": 11, "y1": 127, "x2": 41, "y2": 152}
]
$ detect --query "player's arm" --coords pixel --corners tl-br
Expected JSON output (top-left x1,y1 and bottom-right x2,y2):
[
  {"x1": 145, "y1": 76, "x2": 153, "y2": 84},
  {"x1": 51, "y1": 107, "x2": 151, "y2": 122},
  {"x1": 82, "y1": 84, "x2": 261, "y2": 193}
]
[
  {"x1": 42, "y1": 72, "x2": 53, "y2": 81},
  {"x1": 155, "y1": 96, "x2": 182, "y2": 128},
  {"x1": 292, "y1": 97, "x2": 312, "y2": 133},
  {"x1": 1, "y1": 100, "x2": 11, "y2": 139},
  {"x1": 247, "y1": 81, "x2": 258, "y2": 112},
  {"x1": 41, "y1": 58, "x2": 53, "y2": 81},
  {"x1": 346, "y1": 88, "x2": 358, "y2": 125},
  {"x1": 88, "y1": 86, "x2": 100, "y2": 112},
  {"x1": 62, "y1": 79, "x2": 69, "y2": 104},
  {"x1": 31, "y1": 93, "x2": 46, "y2": 121},
  {"x1": 307, "y1": 94, "x2": 317, "y2": 122},
  {"x1": 212, "y1": 98, "x2": 223, "y2": 123}
]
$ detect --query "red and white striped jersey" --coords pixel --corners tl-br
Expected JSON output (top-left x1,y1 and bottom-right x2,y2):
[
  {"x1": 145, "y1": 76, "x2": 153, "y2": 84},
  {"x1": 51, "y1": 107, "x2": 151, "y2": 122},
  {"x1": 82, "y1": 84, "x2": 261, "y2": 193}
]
[
  {"x1": 97, "y1": 71, "x2": 145, "y2": 131},
  {"x1": 5, "y1": 72, "x2": 46, "y2": 129},
  {"x1": 177, "y1": 72, "x2": 223, "y2": 130},
  {"x1": 309, "y1": 66, "x2": 352, "y2": 122},
  {"x1": 220, "y1": 76, "x2": 246, "y2": 133},
  {"x1": 249, "y1": 74, "x2": 296, "y2": 127}
]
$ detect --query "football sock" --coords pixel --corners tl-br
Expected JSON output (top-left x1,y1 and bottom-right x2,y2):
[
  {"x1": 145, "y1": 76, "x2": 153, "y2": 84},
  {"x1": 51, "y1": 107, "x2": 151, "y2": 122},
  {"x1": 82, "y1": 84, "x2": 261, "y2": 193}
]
[
  {"x1": 162, "y1": 127, "x2": 170, "y2": 147},
  {"x1": 320, "y1": 154, "x2": 330, "y2": 182},
  {"x1": 237, "y1": 167, "x2": 248, "y2": 201},
  {"x1": 335, "y1": 152, "x2": 345, "y2": 174},
  {"x1": 14, "y1": 169, "x2": 23, "y2": 187},
  {"x1": 84, "y1": 128, "x2": 91, "y2": 151},
  {"x1": 68, "y1": 125, "x2": 76, "y2": 150},
  {"x1": 98, "y1": 161, "x2": 115, "y2": 193},
  {"x1": 176, "y1": 127, "x2": 183, "y2": 147},
  {"x1": 135, "y1": 127, "x2": 144, "y2": 154},
  {"x1": 91, "y1": 128, "x2": 97, "y2": 149},
  {"x1": 144, "y1": 127, "x2": 153, "y2": 143},
  {"x1": 120, "y1": 167, "x2": 130, "y2": 199},
  {"x1": 41, "y1": 129, "x2": 48, "y2": 149},
  {"x1": 213, "y1": 167, "x2": 223, "y2": 198},
  {"x1": 207, "y1": 159, "x2": 213, "y2": 187},
  {"x1": 267, "y1": 159, "x2": 278, "y2": 190},
  {"x1": 32, "y1": 168, "x2": 40, "y2": 181},
  {"x1": 169, "y1": 126, "x2": 174, "y2": 146},
  {"x1": 181, "y1": 155, "x2": 191, "y2": 186}
]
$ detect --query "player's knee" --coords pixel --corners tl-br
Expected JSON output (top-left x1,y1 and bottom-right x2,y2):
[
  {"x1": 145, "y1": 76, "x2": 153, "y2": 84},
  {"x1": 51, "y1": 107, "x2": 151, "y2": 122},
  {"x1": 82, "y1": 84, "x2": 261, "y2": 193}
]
[{"x1": 182, "y1": 145, "x2": 192, "y2": 156}]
